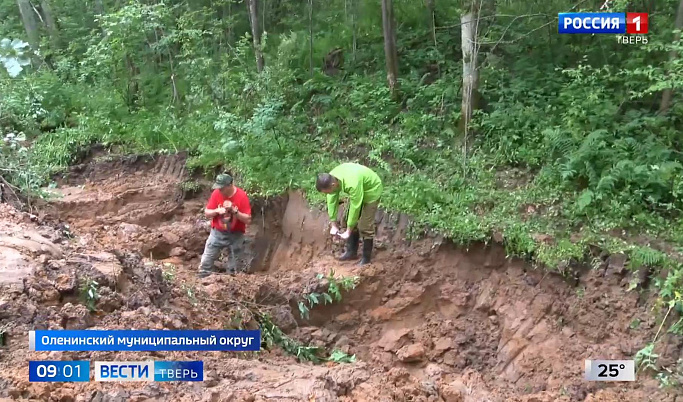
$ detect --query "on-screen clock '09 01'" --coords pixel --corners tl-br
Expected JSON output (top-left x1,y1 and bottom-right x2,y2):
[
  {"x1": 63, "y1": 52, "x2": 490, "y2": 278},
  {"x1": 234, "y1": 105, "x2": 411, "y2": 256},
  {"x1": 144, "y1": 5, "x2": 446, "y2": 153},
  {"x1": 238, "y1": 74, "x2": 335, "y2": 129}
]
[{"x1": 29, "y1": 361, "x2": 90, "y2": 382}]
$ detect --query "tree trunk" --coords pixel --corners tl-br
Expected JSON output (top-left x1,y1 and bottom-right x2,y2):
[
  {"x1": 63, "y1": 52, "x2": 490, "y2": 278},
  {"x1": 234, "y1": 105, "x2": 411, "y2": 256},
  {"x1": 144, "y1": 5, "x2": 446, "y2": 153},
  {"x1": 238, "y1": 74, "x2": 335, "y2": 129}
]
[
  {"x1": 247, "y1": 0, "x2": 264, "y2": 73},
  {"x1": 93, "y1": 0, "x2": 106, "y2": 37},
  {"x1": 308, "y1": 0, "x2": 313, "y2": 76},
  {"x1": 426, "y1": 0, "x2": 440, "y2": 78},
  {"x1": 39, "y1": 0, "x2": 60, "y2": 48},
  {"x1": 227, "y1": 0, "x2": 233, "y2": 45},
  {"x1": 16, "y1": 0, "x2": 40, "y2": 49},
  {"x1": 125, "y1": 55, "x2": 140, "y2": 108},
  {"x1": 425, "y1": 0, "x2": 436, "y2": 47},
  {"x1": 460, "y1": 2, "x2": 480, "y2": 150},
  {"x1": 351, "y1": 0, "x2": 357, "y2": 61},
  {"x1": 381, "y1": 0, "x2": 399, "y2": 95},
  {"x1": 94, "y1": 0, "x2": 104, "y2": 15},
  {"x1": 659, "y1": 0, "x2": 683, "y2": 114}
]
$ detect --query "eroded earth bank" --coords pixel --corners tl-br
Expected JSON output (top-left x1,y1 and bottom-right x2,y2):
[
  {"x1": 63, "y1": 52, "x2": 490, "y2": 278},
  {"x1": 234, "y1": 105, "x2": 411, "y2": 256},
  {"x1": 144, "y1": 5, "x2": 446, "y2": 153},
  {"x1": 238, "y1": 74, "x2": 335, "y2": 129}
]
[{"x1": 0, "y1": 152, "x2": 682, "y2": 402}]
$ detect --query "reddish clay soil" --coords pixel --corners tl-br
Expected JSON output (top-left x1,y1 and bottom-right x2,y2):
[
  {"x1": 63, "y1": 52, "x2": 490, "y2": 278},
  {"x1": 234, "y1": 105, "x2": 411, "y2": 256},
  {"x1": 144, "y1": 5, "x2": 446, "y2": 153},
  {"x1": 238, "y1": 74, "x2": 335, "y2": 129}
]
[{"x1": 0, "y1": 152, "x2": 682, "y2": 402}]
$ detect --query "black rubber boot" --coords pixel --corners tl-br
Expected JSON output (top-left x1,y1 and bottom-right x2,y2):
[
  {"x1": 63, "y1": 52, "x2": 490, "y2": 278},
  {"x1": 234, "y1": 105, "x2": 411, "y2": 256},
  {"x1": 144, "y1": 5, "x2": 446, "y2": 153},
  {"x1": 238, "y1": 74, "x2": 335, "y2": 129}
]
[
  {"x1": 358, "y1": 238, "x2": 373, "y2": 265},
  {"x1": 197, "y1": 269, "x2": 213, "y2": 278},
  {"x1": 338, "y1": 230, "x2": 359, "y2": 261}
]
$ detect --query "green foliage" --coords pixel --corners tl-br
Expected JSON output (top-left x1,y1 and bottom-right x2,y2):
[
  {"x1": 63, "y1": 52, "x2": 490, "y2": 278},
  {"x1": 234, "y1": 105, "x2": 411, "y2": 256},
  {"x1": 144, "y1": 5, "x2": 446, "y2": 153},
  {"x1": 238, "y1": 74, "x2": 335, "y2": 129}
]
[
  {"x1": 655, "y1": 368, "x2": 682, "y2": 389},
  {"x1": 629, "y1": 247, "x2": 666, "y2": 270},
  {"x1": 653, "y1": 261, "x2": 683, "y2": 304},
  {"x1": 79, "y1": 278, "x2": 99, "y2": 312},
  {"x1": 636, "y1": 343, "x2": 659, "y2": 374},
  {"x1": 298, "y1": 269, "x2": 359, "y2": 320},
  {"x1": 181, "y1": 283, "x2": 198, "y2": 306},
  {"x1": 0, "y1": 0, "x2": 681, "y2": 309},
  {"x1": 0, "y1": 38, "x2": 30, "y2": 77},
  {"x1": 258, "y1": 311, "x2": 357, "y2": 364},
  {"x1": 224, "y1": 307, "x2": 252, "y2": 330},
  {"x1": 0, "y1": 323, "x2": 8, "y2": 346},
  {"x1": 179, "y1": 180, "x2": 200, "y2": 193},
  {"x1": 162, "y1": 263, "x2": 176, "y2": 282},
  {"x1": 258, "y1": 313, "x2": 323, "y2": 363},
  {"x1": 536, "y1": 239, "x2": 586, "y2": 272},
  {"x1": 328, "y1": 349, "x2": 356, "y2": 363},
  {"x1": 669, "y1": 318, "x2": 683, "y2": 336}
]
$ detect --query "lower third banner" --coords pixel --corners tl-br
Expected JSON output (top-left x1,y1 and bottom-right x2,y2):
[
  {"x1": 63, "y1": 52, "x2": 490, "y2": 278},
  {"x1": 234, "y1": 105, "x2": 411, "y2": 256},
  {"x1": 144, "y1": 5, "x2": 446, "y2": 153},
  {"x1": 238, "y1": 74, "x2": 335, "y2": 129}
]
[{"x1": 29, "y1": 330, "x2": 261, "y2": 352}]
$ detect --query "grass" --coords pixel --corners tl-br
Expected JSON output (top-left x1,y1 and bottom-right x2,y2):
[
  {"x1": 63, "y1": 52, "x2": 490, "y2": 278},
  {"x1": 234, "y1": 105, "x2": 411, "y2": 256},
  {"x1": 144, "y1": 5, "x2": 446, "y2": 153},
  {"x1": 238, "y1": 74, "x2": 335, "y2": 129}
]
[{"x1": 17, "y1": 96, "x2": 683, "y2": 286}]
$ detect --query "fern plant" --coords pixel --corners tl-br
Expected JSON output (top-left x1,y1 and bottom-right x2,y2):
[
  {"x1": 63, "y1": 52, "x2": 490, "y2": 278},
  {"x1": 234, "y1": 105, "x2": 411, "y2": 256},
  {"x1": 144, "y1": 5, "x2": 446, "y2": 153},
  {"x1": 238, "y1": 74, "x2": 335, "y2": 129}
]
[{"x1": 629, "y1": 246, "x2": 665, "y2": 270}]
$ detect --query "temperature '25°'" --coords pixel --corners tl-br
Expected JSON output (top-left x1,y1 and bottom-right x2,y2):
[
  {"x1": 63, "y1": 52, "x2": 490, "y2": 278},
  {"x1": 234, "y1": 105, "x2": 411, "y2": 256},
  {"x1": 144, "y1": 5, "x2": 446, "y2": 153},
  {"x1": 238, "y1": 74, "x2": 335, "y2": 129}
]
[
  {"x1": 597, "y1": 362, "x2": 626, "y2": 377},
  {"x1": 585, "y1": 360, "x2": 635, "y2": 382}
]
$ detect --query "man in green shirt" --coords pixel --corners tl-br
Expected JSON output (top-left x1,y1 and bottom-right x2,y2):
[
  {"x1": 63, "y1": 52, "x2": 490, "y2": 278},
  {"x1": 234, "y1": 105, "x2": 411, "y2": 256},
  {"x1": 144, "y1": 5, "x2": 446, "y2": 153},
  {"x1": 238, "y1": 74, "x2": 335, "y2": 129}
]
[{"x1": 316, "y1": 163, "x2": 383, "y2": 265}]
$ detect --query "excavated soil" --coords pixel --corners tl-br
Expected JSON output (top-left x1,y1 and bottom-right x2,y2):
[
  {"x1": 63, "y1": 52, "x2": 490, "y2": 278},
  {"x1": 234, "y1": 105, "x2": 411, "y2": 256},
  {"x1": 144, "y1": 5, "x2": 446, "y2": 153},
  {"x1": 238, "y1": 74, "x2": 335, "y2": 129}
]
[{"x1": 0, "y1": 152, "x2": 682, "y2": 402}]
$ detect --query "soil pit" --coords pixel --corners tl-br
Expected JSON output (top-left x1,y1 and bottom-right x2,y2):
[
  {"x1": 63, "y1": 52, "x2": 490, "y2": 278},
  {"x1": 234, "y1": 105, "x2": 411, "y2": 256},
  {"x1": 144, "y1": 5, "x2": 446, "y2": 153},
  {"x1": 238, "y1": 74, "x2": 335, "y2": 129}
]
[{"x1": 0, "y1": 153, "x2": 681, "y2": 402}]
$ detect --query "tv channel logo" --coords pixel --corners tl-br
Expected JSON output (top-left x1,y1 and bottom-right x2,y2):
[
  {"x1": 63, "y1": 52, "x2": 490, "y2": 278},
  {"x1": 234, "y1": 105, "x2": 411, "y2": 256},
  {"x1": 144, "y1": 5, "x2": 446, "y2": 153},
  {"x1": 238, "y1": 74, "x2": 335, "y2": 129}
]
[
  {"x1": 559, "y1": 13, "x2": 648, "y2": 34},
  {"x1": 626, "y1": 13, "x2": 648, "y2": 34},
  {"x1": 95, "y1": 361, "x2": 153, "y2": 382},
  {"x1": 94, "y1": 361, "x2": 203, "y2": 382}
]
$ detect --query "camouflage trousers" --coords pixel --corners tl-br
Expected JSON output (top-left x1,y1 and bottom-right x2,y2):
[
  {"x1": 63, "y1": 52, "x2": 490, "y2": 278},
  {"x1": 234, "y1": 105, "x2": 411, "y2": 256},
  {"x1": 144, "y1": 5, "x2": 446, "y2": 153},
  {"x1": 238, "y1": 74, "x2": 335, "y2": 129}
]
[{"x1": 199, "y1": 229, "x2": 253, "y2": 273}]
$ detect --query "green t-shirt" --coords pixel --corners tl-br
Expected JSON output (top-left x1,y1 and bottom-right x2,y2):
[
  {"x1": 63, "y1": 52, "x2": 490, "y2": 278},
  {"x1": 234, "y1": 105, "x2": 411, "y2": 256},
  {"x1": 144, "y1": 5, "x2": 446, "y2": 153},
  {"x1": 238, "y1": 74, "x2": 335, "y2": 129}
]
[{"x1": 326, "y1": 163, "x2": 383, "y2": 228}]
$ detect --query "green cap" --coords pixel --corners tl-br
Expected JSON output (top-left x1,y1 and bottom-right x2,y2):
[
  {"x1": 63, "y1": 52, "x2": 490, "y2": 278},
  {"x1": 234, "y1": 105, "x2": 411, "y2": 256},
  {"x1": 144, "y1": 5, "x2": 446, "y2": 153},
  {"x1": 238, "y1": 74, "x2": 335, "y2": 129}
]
[{"x1": 212, "y1": 173, "x2": 233, "y2": 189}]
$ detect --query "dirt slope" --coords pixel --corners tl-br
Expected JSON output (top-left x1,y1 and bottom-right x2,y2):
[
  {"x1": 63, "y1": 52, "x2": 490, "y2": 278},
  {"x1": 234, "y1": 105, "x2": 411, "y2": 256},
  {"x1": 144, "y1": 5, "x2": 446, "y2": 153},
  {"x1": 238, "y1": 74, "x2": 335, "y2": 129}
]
[{"x1": 0, "y1": 152, "x2": 681, "y2": 402}]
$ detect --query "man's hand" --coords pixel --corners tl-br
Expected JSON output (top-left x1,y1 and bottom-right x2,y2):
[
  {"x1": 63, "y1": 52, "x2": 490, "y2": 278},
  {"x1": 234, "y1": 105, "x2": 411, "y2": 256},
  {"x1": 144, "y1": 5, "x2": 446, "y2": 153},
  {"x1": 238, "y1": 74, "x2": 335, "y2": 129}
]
[
  {"x1": 230, "y1": 205, "x2": 239, "y2": 214},
  {"x1": 216, "y1": 207, "x2": 227, "y2": 215},
  {"x1": 338, "y1": 229, "x2": 351, "y2": 240},
  {"x1": 329, "y1": 223, "x2": 339, "y2": 236}
]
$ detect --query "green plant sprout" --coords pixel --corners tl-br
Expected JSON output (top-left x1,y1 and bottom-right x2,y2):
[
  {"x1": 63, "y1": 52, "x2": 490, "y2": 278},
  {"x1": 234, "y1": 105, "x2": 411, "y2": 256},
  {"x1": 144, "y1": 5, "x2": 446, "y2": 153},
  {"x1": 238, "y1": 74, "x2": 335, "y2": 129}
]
[{"x1": 298, "y1": 269, "x2": 360, "y2": 320}]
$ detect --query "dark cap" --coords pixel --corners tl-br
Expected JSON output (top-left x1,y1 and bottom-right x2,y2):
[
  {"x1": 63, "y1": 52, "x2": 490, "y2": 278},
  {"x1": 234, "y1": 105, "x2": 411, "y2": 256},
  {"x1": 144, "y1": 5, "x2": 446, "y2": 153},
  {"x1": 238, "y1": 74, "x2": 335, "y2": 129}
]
[{"x1": 212, "y1": 173, "x2": 233, "y2": 189}]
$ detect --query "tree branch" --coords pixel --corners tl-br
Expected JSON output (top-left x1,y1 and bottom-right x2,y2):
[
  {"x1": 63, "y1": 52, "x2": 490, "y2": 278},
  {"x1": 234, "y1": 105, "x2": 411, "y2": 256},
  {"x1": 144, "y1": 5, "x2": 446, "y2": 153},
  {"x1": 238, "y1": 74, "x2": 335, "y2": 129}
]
[
  {"x1": 479, "y1": 0, "x2": 591, "y2": 49},
  {"x1": 435, "y1": 13, "x2": 548, "y2": 30},
  {"x1": 0, "y1": 175, "x2": 23, "y2": 207},
  {"x1": 478, "y1": 21, "x2": 555, "y2": 46},
  {"x1": 30, "y1": 2, "x2": 45, "y2": 24}
]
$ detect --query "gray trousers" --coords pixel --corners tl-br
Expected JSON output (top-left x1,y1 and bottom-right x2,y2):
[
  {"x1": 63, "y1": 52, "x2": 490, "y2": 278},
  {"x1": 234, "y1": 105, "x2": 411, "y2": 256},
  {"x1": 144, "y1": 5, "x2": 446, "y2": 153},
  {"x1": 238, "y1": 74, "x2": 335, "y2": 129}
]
[{"x1": 199, "y1": 229, "x2": 251, "y2": 273}]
